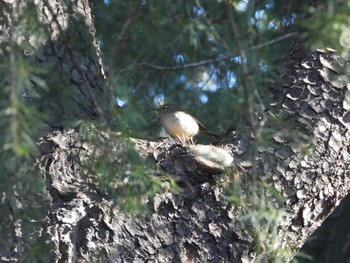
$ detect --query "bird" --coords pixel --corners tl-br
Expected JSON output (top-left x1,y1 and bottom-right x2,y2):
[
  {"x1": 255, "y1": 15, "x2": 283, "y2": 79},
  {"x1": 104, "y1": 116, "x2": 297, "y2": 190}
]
[{"x1": 155, "y1": 104, "x2": 219, "y2": 143}]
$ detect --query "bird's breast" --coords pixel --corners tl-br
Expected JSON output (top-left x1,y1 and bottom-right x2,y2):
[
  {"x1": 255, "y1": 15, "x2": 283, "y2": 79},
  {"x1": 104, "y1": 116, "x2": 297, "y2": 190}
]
[{"x1": 161, "y1": 111, "x2": 199, "y2": 139}]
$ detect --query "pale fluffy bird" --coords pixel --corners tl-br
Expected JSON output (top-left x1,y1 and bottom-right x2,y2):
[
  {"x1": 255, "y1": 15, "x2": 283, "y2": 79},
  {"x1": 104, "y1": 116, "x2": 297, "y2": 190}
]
[{"x1": 155, "y1": 104, "x2": 218, "y2": 142}]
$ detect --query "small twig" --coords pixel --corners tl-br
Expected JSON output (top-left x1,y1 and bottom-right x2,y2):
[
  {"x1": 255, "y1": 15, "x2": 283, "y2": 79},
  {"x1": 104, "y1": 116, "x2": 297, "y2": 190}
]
[
  {"x1": 226, "y1": 3, "x2": 258, "y2": 185},
  {"x1": 107, "y1": 3, "x2": 140, "y2": 110},
  {"x1": 111, "y1": 3, "x2": 140, "y2": 69},
  {"x1": 194, "y1": 0, "x2": 231, "y2": 52},
  {"x1": 121, "y1": 32, "x2": 297, "y2": 72},
  {"x1": 244, "y1": 32, "x2": 298, "y2": 52}
]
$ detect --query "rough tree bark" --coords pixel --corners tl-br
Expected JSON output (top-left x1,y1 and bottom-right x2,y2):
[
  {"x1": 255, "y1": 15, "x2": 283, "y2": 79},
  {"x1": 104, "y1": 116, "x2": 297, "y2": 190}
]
[{"x1": 3, "y1": 0, "x2": 350, "y2": 262}]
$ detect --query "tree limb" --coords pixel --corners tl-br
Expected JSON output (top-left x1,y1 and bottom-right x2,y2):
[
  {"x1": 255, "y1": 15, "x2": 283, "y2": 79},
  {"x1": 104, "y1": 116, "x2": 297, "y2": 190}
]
[{"x1": 121, "y1": 32, "x2": 298, "y2": 72}]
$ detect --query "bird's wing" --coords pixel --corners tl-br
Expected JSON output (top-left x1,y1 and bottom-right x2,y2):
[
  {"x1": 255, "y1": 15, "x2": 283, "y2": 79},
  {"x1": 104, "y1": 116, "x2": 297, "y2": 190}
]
[
  {"x1": 192, "y1": 114, "x2": 219, "y2": 137},
  {"x1": 193, "y1": 117, "x2": 208, "y2": 132}
]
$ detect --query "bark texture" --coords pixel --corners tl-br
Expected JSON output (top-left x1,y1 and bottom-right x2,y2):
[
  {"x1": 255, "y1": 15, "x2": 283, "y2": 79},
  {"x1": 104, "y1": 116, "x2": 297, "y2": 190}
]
[
  {"x1": 3, "y1": 0, "x2": 108, "y2": 125},
  {"x1": 268, "y1": 44, "x2": 350, "y2": 250},
  {"x1": 3, "y1": 0, "x2": 350, "y2": 262},
  {"x1": 37, "y1": 44, "x2": 350, "y2": 262}
]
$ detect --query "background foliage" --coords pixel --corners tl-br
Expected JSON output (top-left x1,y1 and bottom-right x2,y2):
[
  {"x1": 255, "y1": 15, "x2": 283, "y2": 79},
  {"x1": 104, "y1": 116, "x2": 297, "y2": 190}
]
[
  {"x1": 94, "y1": 0, "x2": 303, "y2": 138},
  {"x1": 1, "y1": 0, "x2": 350, "y2": 261}
]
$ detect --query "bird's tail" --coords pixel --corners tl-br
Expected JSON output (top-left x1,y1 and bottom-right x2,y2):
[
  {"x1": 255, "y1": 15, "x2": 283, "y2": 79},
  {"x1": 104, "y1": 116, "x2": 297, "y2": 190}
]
[{"x1": 200, "y1": 130, "x2": 219, "y2": 138}]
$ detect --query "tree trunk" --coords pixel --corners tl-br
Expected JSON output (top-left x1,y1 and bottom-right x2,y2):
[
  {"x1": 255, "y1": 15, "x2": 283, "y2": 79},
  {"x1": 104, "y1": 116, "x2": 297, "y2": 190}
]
[{"x1": 3, "y1": 0, "x2": 350, "y2": 262}]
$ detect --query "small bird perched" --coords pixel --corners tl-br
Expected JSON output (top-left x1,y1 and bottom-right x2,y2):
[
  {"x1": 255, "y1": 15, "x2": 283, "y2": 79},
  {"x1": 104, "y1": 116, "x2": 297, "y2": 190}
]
[{"x1": 155, "y1": 104, "x2": 219, "y2": 143}]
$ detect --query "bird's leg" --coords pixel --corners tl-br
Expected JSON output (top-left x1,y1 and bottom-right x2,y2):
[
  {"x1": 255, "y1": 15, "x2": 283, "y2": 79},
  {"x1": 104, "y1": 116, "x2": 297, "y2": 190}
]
[
  {"x1": 174, "y1": 135, "x2": 185, "y2": 145},
  {"x1": 189, "y1": 137, "x2": 196, "y2": 145}
]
